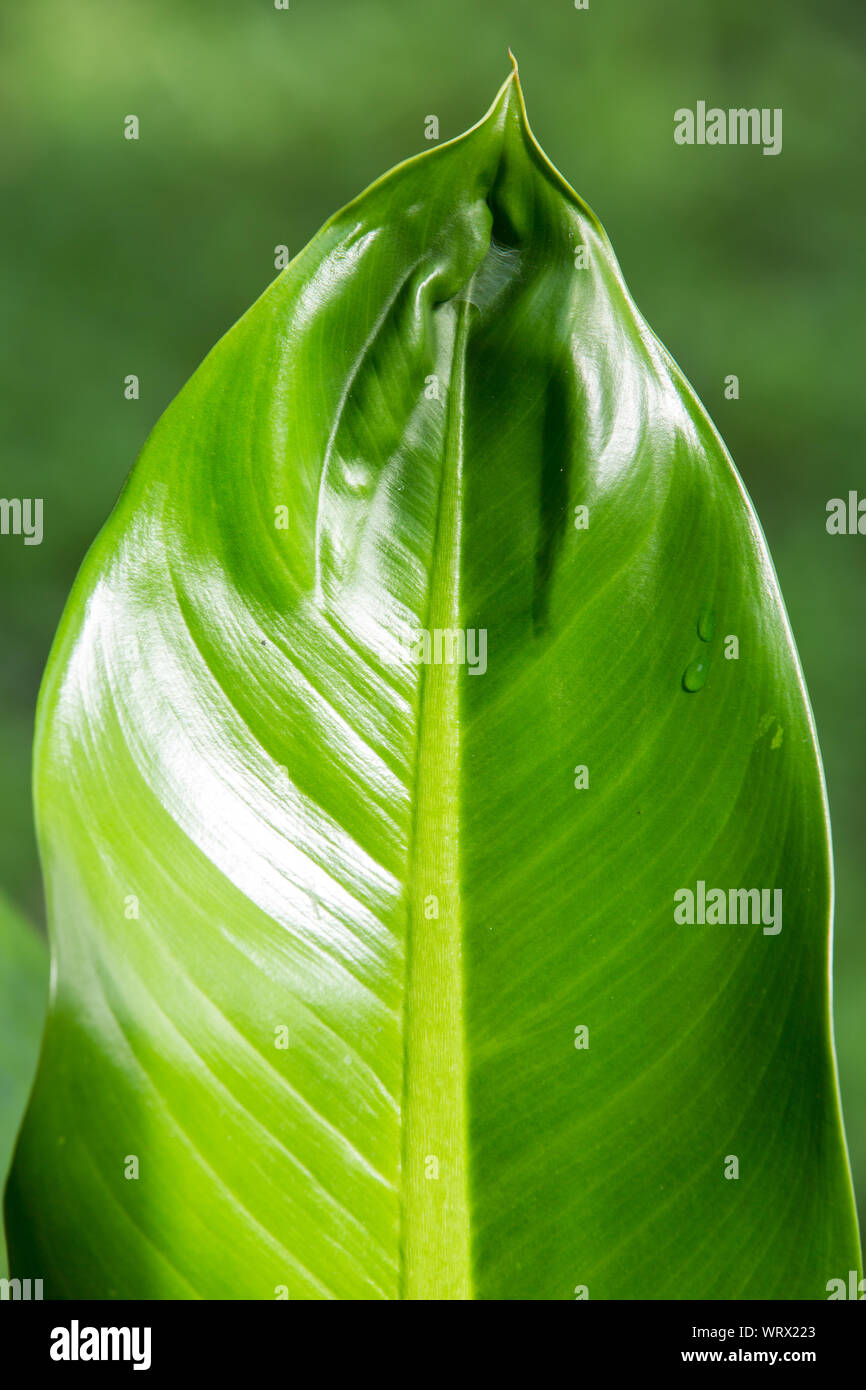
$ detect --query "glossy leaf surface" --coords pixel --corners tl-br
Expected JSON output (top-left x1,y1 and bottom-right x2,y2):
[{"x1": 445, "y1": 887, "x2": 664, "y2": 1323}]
[{"x1": 7, "y1": 67, "x2": 859, "y2": 1299}]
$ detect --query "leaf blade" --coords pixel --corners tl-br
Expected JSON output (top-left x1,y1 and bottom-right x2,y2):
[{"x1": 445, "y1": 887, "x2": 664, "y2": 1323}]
[{"x1": 7, "y1": 68, "x2": 859, "y2": 1299}]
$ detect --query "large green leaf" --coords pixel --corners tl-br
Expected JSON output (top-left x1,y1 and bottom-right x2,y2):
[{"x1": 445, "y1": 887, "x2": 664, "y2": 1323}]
[
  {"x1": 0, "y1": 891, "x2": 47, "y2": 1276},
  {"x1": 6, "y1": 65, "x2": 859, "y2": 1299}
]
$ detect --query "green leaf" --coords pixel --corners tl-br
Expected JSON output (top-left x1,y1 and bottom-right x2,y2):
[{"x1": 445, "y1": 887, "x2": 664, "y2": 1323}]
[
  {"x1": 0, "y1": 891, "x2": 47, "y2": 1277},
  {"x1": 7, "y1": 65, "x2": 860, "y2": 1299}
]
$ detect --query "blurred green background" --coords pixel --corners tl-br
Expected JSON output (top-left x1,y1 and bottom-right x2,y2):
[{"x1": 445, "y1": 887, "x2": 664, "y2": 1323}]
[{"x1": 1, "y1": 0, "x2": 864, "y2": 1241}]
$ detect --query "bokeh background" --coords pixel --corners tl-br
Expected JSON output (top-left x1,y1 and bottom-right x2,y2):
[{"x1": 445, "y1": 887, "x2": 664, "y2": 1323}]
[{"x1": 1, "y1": 0, "x2": 864, "y2": 1242}]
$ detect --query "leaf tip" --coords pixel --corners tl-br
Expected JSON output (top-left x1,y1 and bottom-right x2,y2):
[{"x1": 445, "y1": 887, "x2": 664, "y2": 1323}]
[{"x1": 483, "y1": 51, "x2": 526, "y2": 138}]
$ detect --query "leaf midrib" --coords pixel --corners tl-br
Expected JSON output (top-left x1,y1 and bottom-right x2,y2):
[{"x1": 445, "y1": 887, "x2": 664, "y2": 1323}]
[{"x1": 400, "y1": 295, "x2": 474, "y2": 1300}]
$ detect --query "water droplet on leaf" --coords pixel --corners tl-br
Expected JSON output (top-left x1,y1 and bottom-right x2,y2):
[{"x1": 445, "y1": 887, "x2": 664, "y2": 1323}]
[
  {"x1": 698, "y1": 605, "x2": 716, "y2": 642},
  {"x1": 683, "y1": 657, "x2": 709, "y2": 692}
]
